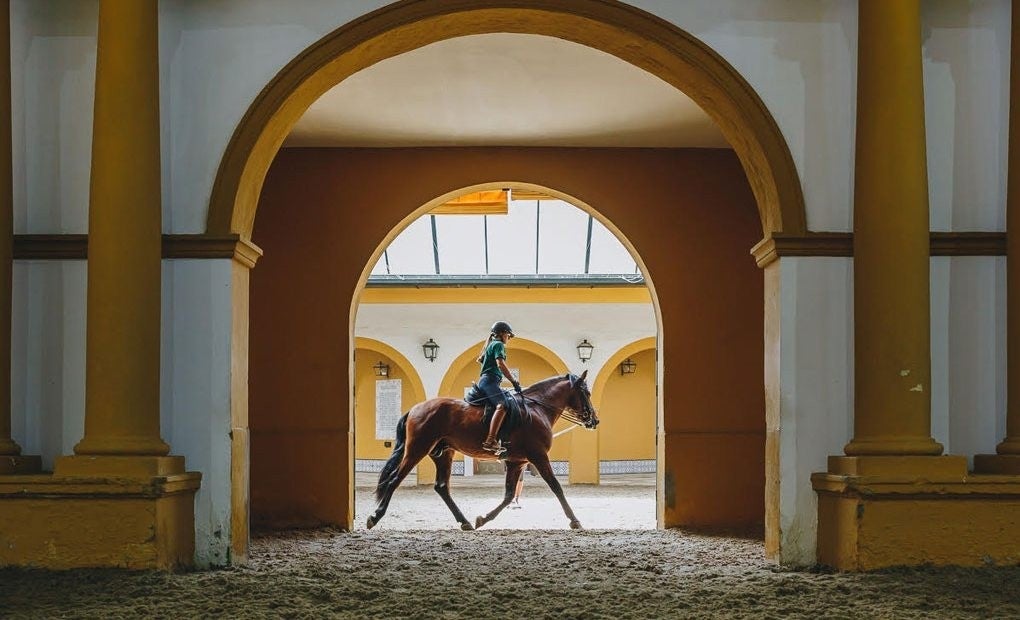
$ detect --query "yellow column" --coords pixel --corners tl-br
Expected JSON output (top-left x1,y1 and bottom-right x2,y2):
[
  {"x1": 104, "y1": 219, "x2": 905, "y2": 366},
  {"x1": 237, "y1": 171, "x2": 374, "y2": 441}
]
[
  {"x1": 56, "y1": 0, "x2": 177, "y2": 475},
  {"x1": 842, "y1": 0, "x2": 944, "y2": 460},
  {"x1": 0, "y1": 0, "x2": 34, "y2": 472},
  {"x1": 568, "y1": 425, "x2": 599, "y2": 484},
  {"x1": 0, "y1": 0, "x2": 16, "y2": 459}
]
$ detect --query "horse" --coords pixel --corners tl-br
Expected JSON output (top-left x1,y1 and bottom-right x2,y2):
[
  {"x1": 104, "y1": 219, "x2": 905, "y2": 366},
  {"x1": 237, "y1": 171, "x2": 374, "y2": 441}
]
[{"x1": 366, "y1": 370, "x2": 599, "y2": 531}]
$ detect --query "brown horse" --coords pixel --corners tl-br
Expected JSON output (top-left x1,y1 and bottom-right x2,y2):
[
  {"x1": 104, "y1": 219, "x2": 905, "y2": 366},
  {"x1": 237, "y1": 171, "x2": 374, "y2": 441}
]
[{"x1": 367, "y1": 371, "x2": 599, "y2": 531}]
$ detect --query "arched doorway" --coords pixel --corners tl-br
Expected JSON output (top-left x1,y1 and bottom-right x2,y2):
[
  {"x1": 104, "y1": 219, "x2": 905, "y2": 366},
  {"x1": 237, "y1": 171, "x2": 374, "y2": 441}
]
[{"x1": 231, "y1": 0, "x2": 801, "y2": 559}]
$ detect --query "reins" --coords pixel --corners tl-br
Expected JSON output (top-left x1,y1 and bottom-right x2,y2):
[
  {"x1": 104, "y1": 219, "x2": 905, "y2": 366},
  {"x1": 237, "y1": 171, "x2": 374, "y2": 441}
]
[{"x1": 518, "y1": 391, "x2": 588, "y2": 427}]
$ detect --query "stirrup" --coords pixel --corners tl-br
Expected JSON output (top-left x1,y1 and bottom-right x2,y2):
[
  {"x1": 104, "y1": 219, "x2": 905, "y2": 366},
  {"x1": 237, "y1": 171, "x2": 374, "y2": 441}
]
[{"x1": 482, "y1": 439, "x2": 506, "y2": 456}]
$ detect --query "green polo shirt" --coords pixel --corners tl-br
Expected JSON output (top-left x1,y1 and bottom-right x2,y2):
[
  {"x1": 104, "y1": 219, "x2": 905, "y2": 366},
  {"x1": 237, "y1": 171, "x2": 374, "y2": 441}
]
[{"x1": 480, "y1": 340, "x2": 507, "y2": 379}]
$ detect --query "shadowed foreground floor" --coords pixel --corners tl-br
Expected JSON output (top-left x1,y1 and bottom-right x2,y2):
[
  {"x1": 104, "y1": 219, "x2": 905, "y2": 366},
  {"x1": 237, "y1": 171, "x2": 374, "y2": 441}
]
[{"x1": 2, "y1": 477, "x2": 1019, "y2": 618}]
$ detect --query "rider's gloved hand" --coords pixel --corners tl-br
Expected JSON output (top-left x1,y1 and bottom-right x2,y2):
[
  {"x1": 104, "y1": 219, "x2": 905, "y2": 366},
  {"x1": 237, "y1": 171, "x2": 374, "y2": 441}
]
[{"x1": 512, "y1": 380, "x2": 523, "y2": 395}]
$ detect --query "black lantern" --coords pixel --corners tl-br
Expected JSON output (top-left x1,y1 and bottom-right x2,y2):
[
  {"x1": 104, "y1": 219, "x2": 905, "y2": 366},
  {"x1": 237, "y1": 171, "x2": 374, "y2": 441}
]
[
  {"x1": 619, "y1": 358, "x2": 637, "y2": 375},
  {"x1": 422, "y1": 338, "x2": 440, "y2": 362},
  {"x1": 576, "y1": 339, "x2": 594, "y2": 363},
  {"x1": 373, "y1": 361, "x2": 390, "y2": 377}
]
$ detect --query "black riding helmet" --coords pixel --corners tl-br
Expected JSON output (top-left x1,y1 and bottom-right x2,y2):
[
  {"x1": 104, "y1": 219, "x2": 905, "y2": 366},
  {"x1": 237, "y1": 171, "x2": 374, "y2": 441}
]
[{"x1": 491, "y1": 321, "x2": 514, "y2": 336}]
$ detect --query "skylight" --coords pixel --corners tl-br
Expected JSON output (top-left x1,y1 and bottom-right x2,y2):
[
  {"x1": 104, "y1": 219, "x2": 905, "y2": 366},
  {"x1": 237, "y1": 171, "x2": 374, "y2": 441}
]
[{"x1": 369, "y1": 198, "x2": 641, "y2": 283}]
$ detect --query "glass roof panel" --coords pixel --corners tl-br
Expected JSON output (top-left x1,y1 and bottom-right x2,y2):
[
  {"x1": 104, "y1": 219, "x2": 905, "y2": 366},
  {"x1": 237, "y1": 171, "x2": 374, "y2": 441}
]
[
  {"x1": 373, "y1": 197, "x2": 642, "y2": 278},
  {"x1": 587, "y1": 218, "x2": 638, "y2": 274},
  {"x1": 486, "y1": 202, "x2": 538, "y2": 274},
  {"x1": 536, "y1": 201, "x2": 588, "y2": 274},
  {"x1": 384, "y1": 215, "x2": 435, "y2": 274},
  {"x1": 434, "y1": 215, "x2": 486, "y2": 275}
]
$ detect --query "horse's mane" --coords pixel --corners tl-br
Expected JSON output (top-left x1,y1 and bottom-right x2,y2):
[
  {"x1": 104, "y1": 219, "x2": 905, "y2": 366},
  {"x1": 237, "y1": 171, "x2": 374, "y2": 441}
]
[{"x1": 522, "y1": 373, "x2": 572, "y2": 394}]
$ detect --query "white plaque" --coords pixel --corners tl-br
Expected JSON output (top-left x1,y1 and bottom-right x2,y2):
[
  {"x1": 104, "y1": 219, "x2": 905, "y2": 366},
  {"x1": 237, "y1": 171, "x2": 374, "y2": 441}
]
[{"x1": 375, "y1": 379, "x2": 403, "y2": 439}]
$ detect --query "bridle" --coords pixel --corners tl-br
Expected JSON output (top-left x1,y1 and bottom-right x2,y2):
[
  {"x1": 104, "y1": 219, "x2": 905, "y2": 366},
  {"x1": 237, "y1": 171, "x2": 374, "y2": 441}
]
[{"x1": 520, "y1": 374, "x2": 598, "y2": 429}]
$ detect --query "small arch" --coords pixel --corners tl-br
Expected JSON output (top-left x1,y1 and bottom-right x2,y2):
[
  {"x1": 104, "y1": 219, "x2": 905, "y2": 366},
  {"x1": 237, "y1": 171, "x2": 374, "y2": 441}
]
[
  {"x1": 354, "y1": 337, "x2": 427, "y2": 405},
  {"x1": 591, "y1": 337, "x2": 657, "y2": 408},
  {"x1": 208, "y1": 0, "x2": 806, "y2": 239}
]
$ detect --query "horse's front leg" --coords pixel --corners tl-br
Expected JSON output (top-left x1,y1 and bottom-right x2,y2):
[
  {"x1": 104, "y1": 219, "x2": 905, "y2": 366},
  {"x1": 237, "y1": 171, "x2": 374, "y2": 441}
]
[
  {"x1": 475, "y1": 461, "x2": 525, "y2": 529},
  {"x1": 530, "y1": 454, "x2": 583, "y2": 529}
]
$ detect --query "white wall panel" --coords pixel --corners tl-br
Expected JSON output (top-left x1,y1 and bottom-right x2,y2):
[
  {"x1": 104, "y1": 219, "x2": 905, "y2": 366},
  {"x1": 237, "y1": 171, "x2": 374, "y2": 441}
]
[
  {"x1": 161, "y1": 259, "x2": 234, "y2": 567},
  {"x1": 946, "y1": 257, "x2": 1006, "y2": 461},
  {"x1": 11, "y1": 0, "x2": 97, "y2": 234},
  {"x1": 776, "y1": 257, "x2": 853, "y2": 565},
  {"x1": 11, "y1": 260, "x2": 86, "y2": 469},
  {"x1": 923, "y1": 0, "x2": 1010, "y2": 232}
]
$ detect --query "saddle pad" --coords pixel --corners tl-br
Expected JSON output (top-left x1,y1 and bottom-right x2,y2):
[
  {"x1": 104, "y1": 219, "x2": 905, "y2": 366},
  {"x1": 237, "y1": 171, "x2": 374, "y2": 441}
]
[{"x1": 466, "y1": 382, "x2": 525, "y2": 433}]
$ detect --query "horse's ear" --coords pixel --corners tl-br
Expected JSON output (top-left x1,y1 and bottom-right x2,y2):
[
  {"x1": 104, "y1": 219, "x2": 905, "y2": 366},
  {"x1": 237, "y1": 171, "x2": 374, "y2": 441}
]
[{"x1": 579, "y1": 369, "x2": 588, "y2": 382}]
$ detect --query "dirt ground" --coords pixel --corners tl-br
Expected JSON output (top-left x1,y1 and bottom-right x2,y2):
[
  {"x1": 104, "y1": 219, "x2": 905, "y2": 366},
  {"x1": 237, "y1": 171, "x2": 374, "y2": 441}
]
[{"x1": 2, "y1": 475, "x2": 1020, "y2": 619}]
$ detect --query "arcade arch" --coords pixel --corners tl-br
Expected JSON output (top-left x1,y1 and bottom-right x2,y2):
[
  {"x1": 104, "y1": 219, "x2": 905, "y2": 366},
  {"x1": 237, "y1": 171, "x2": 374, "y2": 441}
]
[{"x1": 238, "y1": 0, "x2": 797, "y2": 556}]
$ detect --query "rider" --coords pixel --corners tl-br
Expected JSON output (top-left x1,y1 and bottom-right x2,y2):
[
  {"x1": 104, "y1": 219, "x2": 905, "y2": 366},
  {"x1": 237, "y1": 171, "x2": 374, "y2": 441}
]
[{"x1": 478, "y1": 320, "x2": 523, "y2": 454}]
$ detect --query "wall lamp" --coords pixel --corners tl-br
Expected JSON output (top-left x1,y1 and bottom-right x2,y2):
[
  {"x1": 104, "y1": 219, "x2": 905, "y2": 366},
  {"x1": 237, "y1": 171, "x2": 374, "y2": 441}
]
[
  {"x1": 422, "y1": 338, "x2": 440, "y2": 362},
  {"x1": 576, "y1": 339, "x2": 594, "y2": 363},
  {"x1": 373, "y1": 361, "x2": 390, "y2": 377},
  {"x1": 619, "y1": 358, "x2": 637, "y2": 376}
]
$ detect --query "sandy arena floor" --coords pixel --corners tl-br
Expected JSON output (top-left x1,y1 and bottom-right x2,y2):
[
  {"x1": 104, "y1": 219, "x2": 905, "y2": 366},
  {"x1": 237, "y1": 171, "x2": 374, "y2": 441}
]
[{"x1": 2, "y1": 474, "x2": 1020, "y2": 619}]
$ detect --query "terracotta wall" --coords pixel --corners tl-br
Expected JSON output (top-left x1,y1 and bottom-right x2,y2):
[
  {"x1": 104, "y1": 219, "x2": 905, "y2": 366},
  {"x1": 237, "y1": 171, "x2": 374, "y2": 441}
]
[{"x1": 250, "y1": 147, "x2": 764, "y2": 529}]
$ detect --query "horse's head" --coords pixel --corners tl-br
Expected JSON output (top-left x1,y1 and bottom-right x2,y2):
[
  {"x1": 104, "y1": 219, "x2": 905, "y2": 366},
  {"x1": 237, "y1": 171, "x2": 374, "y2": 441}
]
[{"x1": 566, "y1": 370, "x2": 599, "y2": 429}]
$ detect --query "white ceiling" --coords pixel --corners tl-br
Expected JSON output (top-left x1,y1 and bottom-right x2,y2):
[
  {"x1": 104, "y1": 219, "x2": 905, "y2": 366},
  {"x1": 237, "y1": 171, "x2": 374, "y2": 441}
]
[{"x1": 285, "y1": 33, "x2": 729, "y2": 148}]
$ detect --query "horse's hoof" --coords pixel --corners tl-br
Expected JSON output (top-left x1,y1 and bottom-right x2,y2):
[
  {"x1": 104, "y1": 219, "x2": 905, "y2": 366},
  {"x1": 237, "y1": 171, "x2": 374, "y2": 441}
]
[
  {"x1": 366, "y1": 516, "x2": 377, "y2": 530},
  {"x1": 569, "y1": 520, "x2": 583, "y2": 530},
  {"x1": 460, "y1": 522, "x2": 474, "y2": 531},
  {"x1": 475, "y1": 516, "x2": 486, "y2": 529}
]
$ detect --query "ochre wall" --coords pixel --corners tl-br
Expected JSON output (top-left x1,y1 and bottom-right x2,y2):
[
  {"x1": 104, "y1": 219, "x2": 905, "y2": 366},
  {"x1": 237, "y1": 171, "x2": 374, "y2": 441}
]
[
  {"x1": 353, "y1": 349, "x2": 422, "y2": 460},
  {"x1": 250, "y1": 147, "x2": 764, "y2": 529},
  {"x1": 599, "y1": 348, "x2": 657, "y2": 461}
]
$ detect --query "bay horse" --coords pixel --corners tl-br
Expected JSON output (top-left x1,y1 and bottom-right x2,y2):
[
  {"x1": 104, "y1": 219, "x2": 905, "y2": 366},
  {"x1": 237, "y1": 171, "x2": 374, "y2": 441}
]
[{"x1": 367, "y1": 371, "x2": 599, "y2": 531}]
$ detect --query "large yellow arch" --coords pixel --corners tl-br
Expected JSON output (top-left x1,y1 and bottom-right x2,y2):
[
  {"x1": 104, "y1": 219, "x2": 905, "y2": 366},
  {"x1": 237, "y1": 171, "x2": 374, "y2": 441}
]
[
  {"x1": 437, "y1": 337, "x2": 569, "y2": 399},
  {"x1": 592, "y1": 337, "x2": 657, "y2": 408},
  {"x1": 207, "y1": 0, "x2": 806, "y2": 239},
  {"x1": 353, "y1": 336, "x2": 427, "y2": 405}
]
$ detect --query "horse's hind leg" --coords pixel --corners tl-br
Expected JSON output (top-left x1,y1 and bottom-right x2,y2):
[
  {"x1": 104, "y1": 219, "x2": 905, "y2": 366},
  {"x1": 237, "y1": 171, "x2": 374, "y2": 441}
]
[
  {"x1": 530, "y1": 454, "x2": 583, "y2": 529},
  {"x1": 474, "y1": 461, "x2": 525, "y2": 529},
  {"x1": 431, "y1": 449, "x2": 473, "y2": 530},
  {"x1": 367, "y1": 442, "x2": 434, "y2": 530}
]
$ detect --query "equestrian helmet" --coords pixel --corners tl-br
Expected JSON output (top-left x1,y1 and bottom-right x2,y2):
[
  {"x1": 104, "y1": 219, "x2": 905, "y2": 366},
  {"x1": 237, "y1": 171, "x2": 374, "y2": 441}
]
[{"x1": 491, "y1": 321, "x2": 514, "y2": 336}]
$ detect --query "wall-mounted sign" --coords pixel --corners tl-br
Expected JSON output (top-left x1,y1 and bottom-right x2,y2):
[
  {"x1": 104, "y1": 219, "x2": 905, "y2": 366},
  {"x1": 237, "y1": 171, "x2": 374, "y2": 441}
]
[{"x1": 375, "y1": 379, "x2": 402, "y2": 439}]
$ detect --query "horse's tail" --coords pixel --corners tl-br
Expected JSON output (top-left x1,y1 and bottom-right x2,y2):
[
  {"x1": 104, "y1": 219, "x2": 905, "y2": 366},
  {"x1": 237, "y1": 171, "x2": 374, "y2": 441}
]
[{"x1": 375, "y1": 412, "x2": 409, "y2": 501}]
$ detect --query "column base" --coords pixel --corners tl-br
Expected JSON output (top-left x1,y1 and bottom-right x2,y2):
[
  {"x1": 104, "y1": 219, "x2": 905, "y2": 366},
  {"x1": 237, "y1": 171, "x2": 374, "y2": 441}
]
[
  {"x1": 827, "y1": 455, "x2": 967, "y2": 481},
  {"x1": 974, "y1": 454, "x2": 1020, "y2": 475},
  {"x1": 55, "y1": 455, "x2": 185, "y2": 477},
  {"x1": 812, "y1": 469, "x2": 1020, "y2": 570},
  {"x1": 0, "y1": 454, "x2": 42, "y2": 474},
  {"x1": 0, "y1": 471, "x2": 201, "y2": 570}
]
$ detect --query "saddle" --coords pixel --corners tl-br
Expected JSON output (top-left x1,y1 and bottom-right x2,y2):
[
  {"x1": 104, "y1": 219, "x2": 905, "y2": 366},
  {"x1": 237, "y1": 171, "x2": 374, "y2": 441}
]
[{"x1": 464, "y1": 382, "x2": 525, "y2": 444}]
